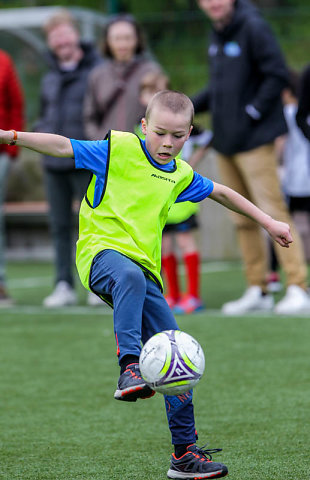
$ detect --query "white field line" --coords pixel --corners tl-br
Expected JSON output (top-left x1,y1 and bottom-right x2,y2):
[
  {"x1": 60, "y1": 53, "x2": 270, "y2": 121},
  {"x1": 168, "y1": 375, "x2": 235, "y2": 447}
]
[
  {"x1": 0, "y1": 305, "x2": 237, "y2": 317},
  {"x1": 8, "y1": 276, "x2": 52, "y2": 288},
  {"x1": 5, "y1": 263, "x2": 309, "y2": 317},
  {"x1": 0, "y1": 305, "x2": 113, "y2": 316},
  {"x1": 1, "y1": 305, "x2": 308, "y2": 318},
  {"x1": 8, "y1": 262, "x2": 240, "y2": 289},
  {"x1": 187, "y1": 261, "x2": 241, "y2": 274}
]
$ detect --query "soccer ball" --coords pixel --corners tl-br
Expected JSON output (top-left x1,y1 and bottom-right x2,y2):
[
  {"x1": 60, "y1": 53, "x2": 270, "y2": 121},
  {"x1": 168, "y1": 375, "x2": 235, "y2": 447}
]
[{"x1": 139, "y1": 329, "x2": 205, "y2": 395}]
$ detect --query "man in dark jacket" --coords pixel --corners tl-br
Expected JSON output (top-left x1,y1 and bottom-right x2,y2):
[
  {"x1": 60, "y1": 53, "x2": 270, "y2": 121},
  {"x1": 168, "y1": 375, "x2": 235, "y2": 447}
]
[
  {"x1": 194, "y1": 0, "x2": 310, "y2": 315},
  {"x1": 36, "y1": 9, "x2": 101, "y2": 307}
]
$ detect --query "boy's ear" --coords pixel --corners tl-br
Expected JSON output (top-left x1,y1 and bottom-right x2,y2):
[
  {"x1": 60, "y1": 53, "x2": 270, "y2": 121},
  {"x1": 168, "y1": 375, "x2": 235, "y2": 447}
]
[
  {"x1": 186, "y1": 125, "x2": 193, "y2": 140},
  {"x1": 141, "y1": 118, "x2": 147, "y2": 135}
]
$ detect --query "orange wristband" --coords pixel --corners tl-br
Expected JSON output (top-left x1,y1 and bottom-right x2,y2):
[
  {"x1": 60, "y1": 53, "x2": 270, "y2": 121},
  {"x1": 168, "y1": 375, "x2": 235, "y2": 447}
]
[{"x1": 9, "y1": 130, "x2": 17, "y2": 146}]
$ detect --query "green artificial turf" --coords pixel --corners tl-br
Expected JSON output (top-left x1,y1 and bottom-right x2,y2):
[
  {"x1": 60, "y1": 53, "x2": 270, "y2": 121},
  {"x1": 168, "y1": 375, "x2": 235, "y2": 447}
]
[{"x1": 0, "y1": 261, "x2": 309, "y2": 479}]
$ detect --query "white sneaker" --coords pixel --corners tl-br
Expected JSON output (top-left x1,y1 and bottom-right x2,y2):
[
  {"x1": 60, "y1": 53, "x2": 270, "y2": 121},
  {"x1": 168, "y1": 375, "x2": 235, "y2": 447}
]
[
  {"x1": 43, "y1": 281, "x2": 77, "y2": 307},
  {"x1": 274, "y1": 285, "x2": 310, "y2": 315},
  {"x1": 87, "y1": 291, "x2": 103, "y2": 306},
  {"x1": 222, "y1": 286, "x2": 274, "y2": 315}
]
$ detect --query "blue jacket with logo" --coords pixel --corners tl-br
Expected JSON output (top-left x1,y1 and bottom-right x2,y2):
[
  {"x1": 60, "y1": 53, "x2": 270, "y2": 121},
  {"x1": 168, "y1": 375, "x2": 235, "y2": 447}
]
[{"x1": 193, "y1": 0, "x2": 288, "y2": 155}]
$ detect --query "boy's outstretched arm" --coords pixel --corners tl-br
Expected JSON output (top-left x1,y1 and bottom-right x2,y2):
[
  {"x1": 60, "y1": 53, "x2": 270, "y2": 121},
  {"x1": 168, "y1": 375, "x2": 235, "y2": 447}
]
[
  {"x1": 0, "y1": 129, "x2": 73, "y2": 157},
  {"x1": 209, "y1": 182, "x2": 293, "y2": 248}
]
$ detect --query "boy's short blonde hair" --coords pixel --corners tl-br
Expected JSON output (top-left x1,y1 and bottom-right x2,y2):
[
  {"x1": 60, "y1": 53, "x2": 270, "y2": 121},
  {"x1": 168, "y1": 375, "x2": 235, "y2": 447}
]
[
  {"x1": 145, "y1": 90, "x2": 194, "y2": 125},
  {"x1": 43, "y1": 9, "x2": 78, "y2": 35}
]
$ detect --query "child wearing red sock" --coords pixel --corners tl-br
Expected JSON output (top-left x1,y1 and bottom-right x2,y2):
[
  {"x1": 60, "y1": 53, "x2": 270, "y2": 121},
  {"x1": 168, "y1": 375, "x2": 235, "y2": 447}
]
[
  {"x1": 162, "y1": 209, "x2": 205, "y2": 314},
  {"x1": 138, "y1": 72, "x2": 212, "y2": 313}
]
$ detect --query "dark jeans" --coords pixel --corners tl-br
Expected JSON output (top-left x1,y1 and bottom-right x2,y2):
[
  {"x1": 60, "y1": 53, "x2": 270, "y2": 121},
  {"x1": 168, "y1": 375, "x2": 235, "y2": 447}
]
[{"x1": 44, "y1": 168, "x2": 91, "y2": 286}]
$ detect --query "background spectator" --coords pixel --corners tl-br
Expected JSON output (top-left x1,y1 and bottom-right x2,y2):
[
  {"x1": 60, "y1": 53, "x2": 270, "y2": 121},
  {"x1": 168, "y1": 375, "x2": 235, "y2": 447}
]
[
  {"x1": 83, "y1": 14, "x2": 161, "y2": 140},
  {"x1": 0, "y1": 50, "x2": 24, "y2": 306},
  {"x1": 296, "y1": 64, "x2": 310, "y2": 141},
  {"x1": 138, "y1": 71, "x2": 212, "y2": 314},
  {"x1": 280, "y1": 70, "x2": 310, "y2": 262},
  {"x1": 267, "y1": 69, "x2": 310, "y2": 293},
  {"x1": 193, "y1": 0, "x2": 310, "y2": 315},
  {"x1": 35, "y1": 9, "x2": 101, "y2": 307}
]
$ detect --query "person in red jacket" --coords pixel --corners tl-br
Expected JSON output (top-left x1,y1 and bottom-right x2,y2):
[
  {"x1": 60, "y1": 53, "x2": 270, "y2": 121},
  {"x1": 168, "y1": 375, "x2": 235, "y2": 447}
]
[{"x1": 0, "y1": 49, "x2": 24, "y2": 305}]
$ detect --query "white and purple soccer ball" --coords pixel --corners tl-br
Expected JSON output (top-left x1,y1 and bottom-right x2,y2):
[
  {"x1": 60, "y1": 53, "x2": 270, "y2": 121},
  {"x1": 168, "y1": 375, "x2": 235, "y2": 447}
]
[{"x1": 139, "y1": 329, "x2": 205, "y2": 395}]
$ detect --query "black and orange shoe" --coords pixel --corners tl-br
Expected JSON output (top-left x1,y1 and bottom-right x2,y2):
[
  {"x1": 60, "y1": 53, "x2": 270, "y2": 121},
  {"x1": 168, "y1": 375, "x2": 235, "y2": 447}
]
[
  {"x1": 114, "y1": 363, "x2": 155, "y2": 402},
  {"x1": 167, "y1": 444, "x2": 228, "y2": 479}
]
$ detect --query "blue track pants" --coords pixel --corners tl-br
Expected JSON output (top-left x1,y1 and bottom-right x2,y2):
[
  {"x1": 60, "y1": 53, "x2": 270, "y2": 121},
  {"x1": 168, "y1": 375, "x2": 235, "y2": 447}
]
[{"x1": 89, "y1": 249, "x2": 197, "y2": 445}]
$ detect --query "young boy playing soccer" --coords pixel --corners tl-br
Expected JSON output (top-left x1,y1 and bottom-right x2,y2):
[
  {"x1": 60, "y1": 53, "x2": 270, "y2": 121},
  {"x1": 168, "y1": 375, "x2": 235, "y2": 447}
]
[{"x1": 0, "y1": 91, "x2": 292, "y2": 479}]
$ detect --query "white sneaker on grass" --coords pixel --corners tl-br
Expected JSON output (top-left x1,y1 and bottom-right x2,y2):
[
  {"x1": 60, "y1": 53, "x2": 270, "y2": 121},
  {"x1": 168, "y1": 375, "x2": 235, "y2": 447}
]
[
  {"x1": 43, "y1": 281, "x2": 77, "y2": 307},
  {"x1": 87, "y1": 291, "x2": 104, "y2": 306},
  {"x1": 274, "y1": 285, "x2": 310, "y2": 315},
  {"x1": 222, "y1": 286, "x2": 274, "y2": 315}
]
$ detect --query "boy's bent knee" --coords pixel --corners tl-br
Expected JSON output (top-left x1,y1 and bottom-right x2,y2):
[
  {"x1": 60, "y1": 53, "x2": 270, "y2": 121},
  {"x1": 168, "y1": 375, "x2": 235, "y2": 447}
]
[{"x1": 117, "y1": 264, "x2": 146, "y2": 290}]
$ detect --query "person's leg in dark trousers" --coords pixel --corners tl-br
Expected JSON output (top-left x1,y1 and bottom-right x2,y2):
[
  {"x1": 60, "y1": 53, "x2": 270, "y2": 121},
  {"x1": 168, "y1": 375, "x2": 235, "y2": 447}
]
[
  {"x1": 90, "y1": 249, "x2": 197, "y2": 446},
  {"x1": 44, "y1": 168, "x2": 90, "y2": 286}
]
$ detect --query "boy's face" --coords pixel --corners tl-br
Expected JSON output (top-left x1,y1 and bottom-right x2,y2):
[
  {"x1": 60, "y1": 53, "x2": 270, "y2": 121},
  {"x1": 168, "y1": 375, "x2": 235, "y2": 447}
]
[{"x1": 141, "y1": 106, "x2": 192, "y2": 164}]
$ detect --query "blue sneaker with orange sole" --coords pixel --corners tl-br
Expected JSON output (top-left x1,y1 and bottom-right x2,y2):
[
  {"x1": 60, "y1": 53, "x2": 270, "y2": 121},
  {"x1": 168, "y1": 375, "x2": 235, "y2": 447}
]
[
  {"x1": 114, "y1": 363, "x2": 155, "y2": 402},
  {"x1": 173, "y1": 294, "x2": 204, "y2": 314},
  {"x1": 167, "y1": 444, "x2": 228, "y2": 479}
]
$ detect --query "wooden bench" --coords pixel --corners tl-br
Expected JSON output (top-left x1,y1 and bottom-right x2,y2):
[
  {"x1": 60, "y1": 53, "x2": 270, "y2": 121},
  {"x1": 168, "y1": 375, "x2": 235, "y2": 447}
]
[
  {"x1": 4, "y1": 200, "x2": 80, "y2": 225},
  {"x1": 4, "y1": 201, "x2": 79, "y2": 260},
  {"x1": 4, "y1": 201, "x2": 49, "y2": 226}
]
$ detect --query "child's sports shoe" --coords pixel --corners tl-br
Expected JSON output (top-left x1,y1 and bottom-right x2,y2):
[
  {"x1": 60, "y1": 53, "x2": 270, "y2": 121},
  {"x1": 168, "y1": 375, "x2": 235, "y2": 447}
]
[
  {"x1": 114, "y1": 363, "x2": 155, "y2": 402},
  {"x1": 173, "y1": 294, "x2": 204, "y2": 314},
  {"x1": 165, "y1": 295, "x2": 180, "y2": 310},
  {"x1": 167, "y1": 444, "x2": 228, "y2": 479}
]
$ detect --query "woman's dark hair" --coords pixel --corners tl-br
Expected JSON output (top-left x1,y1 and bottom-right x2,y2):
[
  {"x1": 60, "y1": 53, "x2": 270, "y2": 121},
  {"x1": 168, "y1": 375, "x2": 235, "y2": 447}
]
[{"x1": 102, "y1": 14, "x2": 146, "y2": 58}]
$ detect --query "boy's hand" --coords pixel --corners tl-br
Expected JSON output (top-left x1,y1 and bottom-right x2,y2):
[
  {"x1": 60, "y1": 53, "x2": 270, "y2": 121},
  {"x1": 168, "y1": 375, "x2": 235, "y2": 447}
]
[{"x1": 265, "y1": 219, "x2": 293, "y2": 248}]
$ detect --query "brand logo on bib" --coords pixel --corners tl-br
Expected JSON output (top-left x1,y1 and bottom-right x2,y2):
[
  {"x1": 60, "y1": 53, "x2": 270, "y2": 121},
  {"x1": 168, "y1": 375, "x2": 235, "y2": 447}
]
[{"x1": 151, "y1": 173, "x2": 176, "y2": 184}]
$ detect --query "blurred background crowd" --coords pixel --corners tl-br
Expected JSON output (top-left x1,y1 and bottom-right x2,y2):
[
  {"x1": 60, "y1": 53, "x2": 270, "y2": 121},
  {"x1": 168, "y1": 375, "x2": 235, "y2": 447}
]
[{"x1": 1, "y1": 0, "x2": 310, "y2": 312}]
